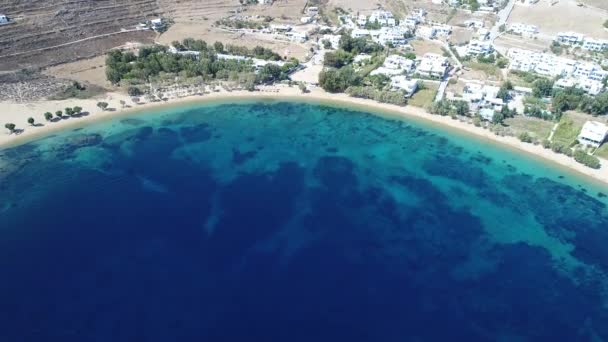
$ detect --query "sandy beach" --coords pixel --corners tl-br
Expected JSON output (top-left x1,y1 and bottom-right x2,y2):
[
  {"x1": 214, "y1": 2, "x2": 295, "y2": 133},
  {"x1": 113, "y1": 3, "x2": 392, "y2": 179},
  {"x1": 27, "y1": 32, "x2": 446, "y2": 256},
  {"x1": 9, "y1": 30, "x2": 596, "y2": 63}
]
[{"x1": 2, "y1": 84, "x2": 608, "y2": 186}]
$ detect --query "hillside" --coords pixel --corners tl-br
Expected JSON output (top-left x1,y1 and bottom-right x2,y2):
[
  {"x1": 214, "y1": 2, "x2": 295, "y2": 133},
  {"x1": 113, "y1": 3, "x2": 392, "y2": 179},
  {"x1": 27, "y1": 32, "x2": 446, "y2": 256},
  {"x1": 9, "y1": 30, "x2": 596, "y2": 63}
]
[{"x1": 0, "y1": 0, "x2": 176, "y2": 72}]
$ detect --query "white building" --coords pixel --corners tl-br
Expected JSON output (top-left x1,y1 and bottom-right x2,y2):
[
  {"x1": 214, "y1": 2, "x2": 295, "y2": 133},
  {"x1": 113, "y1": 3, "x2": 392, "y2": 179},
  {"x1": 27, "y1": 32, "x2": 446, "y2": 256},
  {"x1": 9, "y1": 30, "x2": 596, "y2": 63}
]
[
  {"x1": 578, "y1": 121, "x2": 608, "y2": 147},
  {"x1": 0, "y1": 14, "x2": 8, "y2": 24},
  {"x1": 271, "y1": 24, "x2": 292, "y2": 32},
  {"x1": 402, "y1": 16, "x2": 420, "y2": 28},
  {"x1": 306, "y1": 6, "x2": 319, "y2": 16},
  {"x1": 351, "y1": 29, "x2": 371, "y2": 38},
  {"x1": 517, "y1": 0, "x2": 539, "y2": 5},
  {"x1": 300, "y1": 16, "x2": 313, "y2": 24},
  {"x1": 391, "y1": 76, "x2": 418, "y2": 97},
  {"x1": 582, "y1": 38, "x2": 608, "y2": 52},
  {"x1": 285, "y1": 31, "x2": 308, "y2": 43},
  {"x1": 373, "y1": 26, "x2": 411, "y2": 46},
  {"x1": 369, "y1": 10, "x2": 396, "y2": 27},
  {"x1": 370, "y1": 55, "x2": 415, "y2": 76},
  {"x1": 508, "y1": 48, "x2": 607, "y2": 96},
  {"x1": 322, "y1": 34, "x2": 341, "y2": 50},
  {"x1": 416, "y1": 53, "x2": 449, "y2": 78},
  {"x1": 357, "y1": 14, "x2": 367, "y2": 27},
  {"x1": 463, "y1": 82, "x2": 503, "y2": 110},
  {"x1": 417, "y1": 26, "x2": 437, "y2": 39},
  {"x1": 466, "y1": 40, "x2": 494, "y2": 55},
  {"x1": 479, "y1": 108, "x2": 495, "y2": 121},
  {"x1": 433, "y1": 24, "x2": 452, "y2": 36},
  {"x1": 509, "y1": 23, "x2": 538, "y2": 36},
  {"x1": 555, "y1": 32, "x2": 585, "y2": 45}
]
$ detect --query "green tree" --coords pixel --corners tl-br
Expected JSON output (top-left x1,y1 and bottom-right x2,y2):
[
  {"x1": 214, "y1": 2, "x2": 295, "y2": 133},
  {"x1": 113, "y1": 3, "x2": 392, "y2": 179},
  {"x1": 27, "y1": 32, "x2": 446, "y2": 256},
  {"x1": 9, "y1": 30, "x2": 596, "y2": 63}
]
[
  {"x1": 468, "y1": 0, "x2": 480, "y2": 11},
  {"x1": 4, "y1": 123, "x2": 16, "y2": 133},
  {"x1": 497, "y1": 81, "x2": 513, "y2": 102},
  {"x1": 573, "y1": 150, "x2": 601, "y2": 169},
  {"x1": 44, "y1": 112, "x2": 53, "y2": 121},
  {"x1": 518, "y1": 132, "x2": 533, "y2": 143},
  {"x1": 532, "y1": 79, "x2": 554, "y2": 98},
  {"x1": 27, "y1": 117, "x2": 35, "y2": 126},
  {"x1": 214, "y1": 41, "x2": 224, "y2": 53},
  {"x1": 323, "y1": 50, "x2": 353, "y2": 68},
  {"x1": 55, "y1": 110, "x2": 63, "y2": 118},
  {"x1": 321, "y1": 39, "x2": 332, "y2": 49},
  {"x1": 97, "y1": 102, "x2": 109, "y2": 111},
  {"x1": 492, "y1": 111, "x2": 504, "y2": 125},
  {"x1": 256, "y1": 64, "x2": 283, "y2": 84},
  {"x1": 72, "y1": 106, "x2": 83, "y2": 115},
  {"x1": 452, "y1": 100, "x2": 470, "y2": 116},
  {"x1": 65, "y1": 107, "x2": 74, "y2": 116}
]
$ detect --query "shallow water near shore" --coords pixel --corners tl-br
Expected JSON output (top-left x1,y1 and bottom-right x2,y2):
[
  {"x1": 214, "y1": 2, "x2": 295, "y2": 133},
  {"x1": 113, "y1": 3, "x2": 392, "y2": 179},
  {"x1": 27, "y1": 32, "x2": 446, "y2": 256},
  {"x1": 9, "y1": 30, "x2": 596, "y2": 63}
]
[{"x1": 1, "y1": 100, "x2": 608, "y2": 341}]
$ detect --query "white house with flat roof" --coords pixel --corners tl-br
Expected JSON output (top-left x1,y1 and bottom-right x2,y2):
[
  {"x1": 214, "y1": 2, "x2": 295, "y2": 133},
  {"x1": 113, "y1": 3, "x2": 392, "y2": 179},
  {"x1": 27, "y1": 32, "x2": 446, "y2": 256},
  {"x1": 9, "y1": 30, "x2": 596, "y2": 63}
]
[
  {"x1": 509, "y1": 23, "x2": 538, "y2": 36},
  {"x1": 391, "y1": 76, "x2": 418, "y2": 97},
  {"x1": 479, "y1": 108, "x2": 495, "y2": 121},
  {"x1": 373, "y1": 26, "x2": 411, "y2": 46},
  {"x1": 351, "y1": 29, "x2": 370, "y2": 38},
  {"x1": 578, "y1": 121, "x2": 608, "y2": 147},
  {"x1": 370, "y1": 55, "x2": 415, "y2": 76},
  {"x1": 416, "y1": 53, "x2": 449, "y2": 78},
  {"x1": 466, "y1": 40, "x2": 494, "y2": 55},
  {"x1": 556, "y1": 32, "x2": 585, "y2": 45},
  {"x1": 322, "y1": 34, "x2": 341, "y2": 49},
  {"x1": 582, "y1": 38, "x2": 608, "y2": 52},
  {"x1": 369, "y1": 10, "x2": 396, "y2": 27},
  {"x1": 517, "y1": 0, "x2": 539, "y2": 5}
]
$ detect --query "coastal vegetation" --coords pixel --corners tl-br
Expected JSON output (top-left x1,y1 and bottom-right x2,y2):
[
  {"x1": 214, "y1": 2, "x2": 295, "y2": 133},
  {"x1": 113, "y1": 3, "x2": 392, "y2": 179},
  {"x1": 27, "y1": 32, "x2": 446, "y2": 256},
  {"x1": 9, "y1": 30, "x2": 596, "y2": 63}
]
[
  {"x1": 573, "y1": 150, "x2": 601, "y2": 169},
  {"x1": 49, "y1": 81, "x2": 104, "y2": 101},
  {"x1": 104, "y1": 39, "x2": 298, "y2": 88}
]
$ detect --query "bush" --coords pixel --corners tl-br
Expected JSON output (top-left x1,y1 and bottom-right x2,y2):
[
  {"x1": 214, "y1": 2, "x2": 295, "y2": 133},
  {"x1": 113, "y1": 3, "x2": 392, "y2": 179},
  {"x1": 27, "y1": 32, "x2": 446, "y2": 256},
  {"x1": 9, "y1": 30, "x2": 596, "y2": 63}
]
[
  {"x1": 551, "y1": 142, "x2": 568, "y2": 154},
  {"x1": 542, "y1": 139, "x2": 551, "y2": 149},
  {"x1": 128, "y1": 86, "x2": 143, "y2": 97},
  {"x1": 518, "y1": 132, "x2": 533, "y2": 143},
  {"x1": 573, "y1": 150, "x2": 601, "y2": 169},
  {"x1": 347, "y1": 86, "x2": 407, "y2": 106}
]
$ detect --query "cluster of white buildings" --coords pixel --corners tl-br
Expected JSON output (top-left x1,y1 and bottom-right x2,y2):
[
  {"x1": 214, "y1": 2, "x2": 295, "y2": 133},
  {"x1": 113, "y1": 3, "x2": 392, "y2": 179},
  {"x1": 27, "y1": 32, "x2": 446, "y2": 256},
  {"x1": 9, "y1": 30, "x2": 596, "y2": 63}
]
[
  {"x1": 508, "y1": 48, "x2": 608, "y2": 95},
  {"x1": 555, "y1": 32, "x2": 608, "y2": 52},
  {"x1": 350, "y1": 26, "x2": 412, "y2": 47}
]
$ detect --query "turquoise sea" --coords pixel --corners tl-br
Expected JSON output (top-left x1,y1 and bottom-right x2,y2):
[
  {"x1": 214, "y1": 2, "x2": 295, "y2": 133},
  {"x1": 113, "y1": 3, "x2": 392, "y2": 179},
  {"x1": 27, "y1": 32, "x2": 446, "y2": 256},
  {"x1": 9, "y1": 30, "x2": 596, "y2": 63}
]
[{"x1": 1, "y1": 100, "x2": 608, "y2": 341}]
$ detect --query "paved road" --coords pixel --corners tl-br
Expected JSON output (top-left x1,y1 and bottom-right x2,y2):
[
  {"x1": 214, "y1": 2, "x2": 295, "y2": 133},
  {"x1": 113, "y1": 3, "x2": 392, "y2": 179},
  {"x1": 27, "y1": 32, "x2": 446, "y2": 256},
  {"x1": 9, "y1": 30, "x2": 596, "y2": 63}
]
[{"x1": 490, "y1": 0, "x2": 516, "y2": 42}]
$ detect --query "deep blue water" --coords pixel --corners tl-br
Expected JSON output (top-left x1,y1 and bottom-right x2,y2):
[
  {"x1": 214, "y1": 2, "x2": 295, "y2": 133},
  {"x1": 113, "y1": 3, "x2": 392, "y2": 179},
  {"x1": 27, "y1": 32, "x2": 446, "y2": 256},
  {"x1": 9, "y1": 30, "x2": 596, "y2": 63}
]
[{"x1": 1, "y1": 101, "x2": 608, "y2": 341}]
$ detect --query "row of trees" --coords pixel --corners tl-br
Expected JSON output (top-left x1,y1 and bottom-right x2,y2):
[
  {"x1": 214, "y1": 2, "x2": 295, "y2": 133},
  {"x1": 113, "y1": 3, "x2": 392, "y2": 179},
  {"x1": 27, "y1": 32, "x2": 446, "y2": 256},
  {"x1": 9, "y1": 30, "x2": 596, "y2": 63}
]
[
  {"x1": 106, "y1": 41, "x2": 297, "y2": 86},
  {"x1": 347, "y1": 86, "x2": 407, "y2": 106}
]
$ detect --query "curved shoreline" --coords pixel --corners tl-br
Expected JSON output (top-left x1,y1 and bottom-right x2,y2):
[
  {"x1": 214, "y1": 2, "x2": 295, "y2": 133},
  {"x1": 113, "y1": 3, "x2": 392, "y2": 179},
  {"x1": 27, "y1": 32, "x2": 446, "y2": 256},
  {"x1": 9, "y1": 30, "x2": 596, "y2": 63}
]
[{"x1": 2, "y1": 86, "x2": 608, "y2": 188}]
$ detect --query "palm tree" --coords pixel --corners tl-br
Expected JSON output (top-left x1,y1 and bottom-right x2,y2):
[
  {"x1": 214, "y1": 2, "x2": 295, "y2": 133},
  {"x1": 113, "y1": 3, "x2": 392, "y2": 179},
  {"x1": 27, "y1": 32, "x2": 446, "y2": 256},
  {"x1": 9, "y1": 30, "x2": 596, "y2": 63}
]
[{"x1": 27, "y1": 117, "x2": 35, "y2": 126}]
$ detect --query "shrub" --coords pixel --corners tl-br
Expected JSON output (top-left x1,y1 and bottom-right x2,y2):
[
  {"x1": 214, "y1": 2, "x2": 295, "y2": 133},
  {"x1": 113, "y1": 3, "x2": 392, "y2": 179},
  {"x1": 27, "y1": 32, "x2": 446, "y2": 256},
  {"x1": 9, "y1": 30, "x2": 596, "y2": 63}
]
[
  {"x1": 128, "y1": 86, "x2": 143, "y2": 97},
  {"x1": 518, "y1": 132, "x2": 533, "y2": 143},
  {"x1": 573, "y1": 150, "x2": 601, "y2": 169}
]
